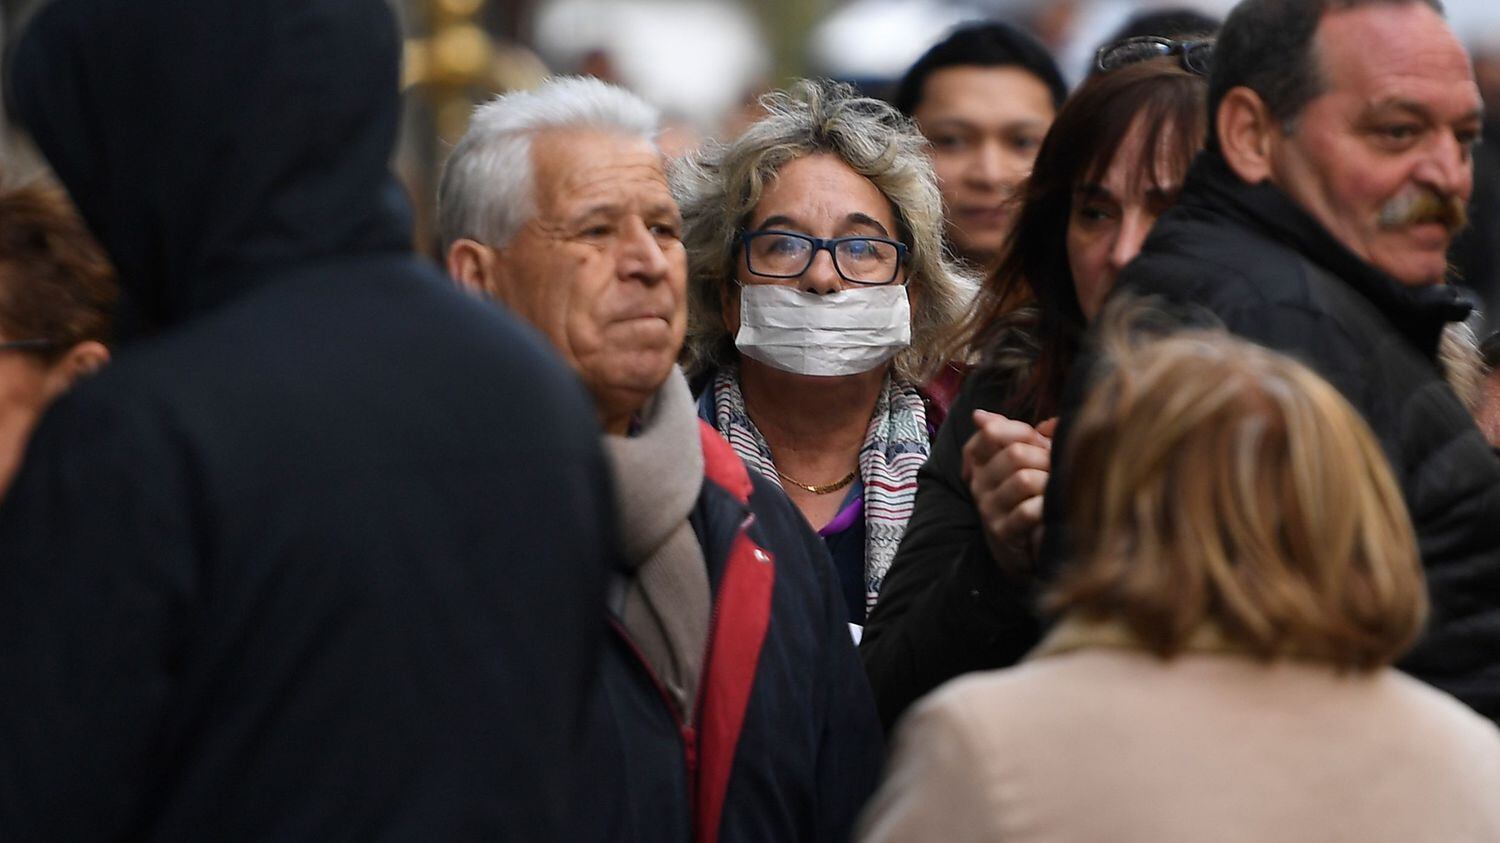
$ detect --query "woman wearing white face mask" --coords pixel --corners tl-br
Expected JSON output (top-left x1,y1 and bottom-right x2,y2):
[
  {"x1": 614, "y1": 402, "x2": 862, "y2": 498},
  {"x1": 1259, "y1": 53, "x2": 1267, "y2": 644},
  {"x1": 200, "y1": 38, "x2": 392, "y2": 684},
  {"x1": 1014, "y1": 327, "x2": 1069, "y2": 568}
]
[{"x1": 677, "y1": 80, "x2": 972, "y2": 625}]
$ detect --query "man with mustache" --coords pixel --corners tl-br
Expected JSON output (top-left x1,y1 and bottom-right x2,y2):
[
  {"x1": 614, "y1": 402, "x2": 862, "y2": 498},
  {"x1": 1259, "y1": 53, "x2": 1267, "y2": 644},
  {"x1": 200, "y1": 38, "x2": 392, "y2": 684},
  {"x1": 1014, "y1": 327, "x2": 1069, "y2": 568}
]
[{"x1": 1045, "y1": 0, "x2": 1500, "y2": 720}]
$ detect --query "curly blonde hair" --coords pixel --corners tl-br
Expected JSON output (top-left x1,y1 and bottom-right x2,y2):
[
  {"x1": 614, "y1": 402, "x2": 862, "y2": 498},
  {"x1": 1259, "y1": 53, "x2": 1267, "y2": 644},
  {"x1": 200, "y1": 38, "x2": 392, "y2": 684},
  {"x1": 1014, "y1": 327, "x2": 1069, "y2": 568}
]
[{"x1": 673, "y1": 79, "x2": 974, "y2": 383}]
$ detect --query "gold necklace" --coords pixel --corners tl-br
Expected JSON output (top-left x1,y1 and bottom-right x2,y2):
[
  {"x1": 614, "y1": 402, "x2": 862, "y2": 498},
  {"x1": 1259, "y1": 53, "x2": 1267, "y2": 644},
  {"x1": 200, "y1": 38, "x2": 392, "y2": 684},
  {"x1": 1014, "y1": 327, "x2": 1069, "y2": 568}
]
[{"x1": 775, "y1": 466, "x2": 858, "y2": 496}]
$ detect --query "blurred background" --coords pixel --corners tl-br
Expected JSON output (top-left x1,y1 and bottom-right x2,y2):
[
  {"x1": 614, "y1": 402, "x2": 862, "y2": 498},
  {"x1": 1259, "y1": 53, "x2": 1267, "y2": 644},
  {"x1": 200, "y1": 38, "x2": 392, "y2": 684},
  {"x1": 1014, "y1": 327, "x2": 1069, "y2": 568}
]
[{"x1": 3, "y1": 0, "x2": 1500, "y2": 252}]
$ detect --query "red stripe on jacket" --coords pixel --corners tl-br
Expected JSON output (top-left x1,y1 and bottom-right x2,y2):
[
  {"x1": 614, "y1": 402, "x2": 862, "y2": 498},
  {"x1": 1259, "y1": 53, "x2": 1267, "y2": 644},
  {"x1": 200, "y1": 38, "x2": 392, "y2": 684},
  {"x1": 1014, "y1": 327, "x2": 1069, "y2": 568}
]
[{"x1": 694, "y1": 422, "x2": 775, "y2": 843}]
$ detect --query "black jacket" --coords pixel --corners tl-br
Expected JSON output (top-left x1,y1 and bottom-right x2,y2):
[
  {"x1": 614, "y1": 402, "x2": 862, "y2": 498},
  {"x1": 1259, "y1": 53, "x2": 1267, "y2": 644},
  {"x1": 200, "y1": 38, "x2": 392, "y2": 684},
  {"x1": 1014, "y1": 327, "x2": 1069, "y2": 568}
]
[
  {"x1": 1045, "y1": 150, "x2": 1500, "y2": 720},
  {"x1": 0, "y1": 0, "x2": 615, "y2": 838},
  {"x1": 595, "y1": 424, "x2": 884, "y2": 843},
  {"x1": 859, "y1": 368, "x2": 1046, "y2": 732}
]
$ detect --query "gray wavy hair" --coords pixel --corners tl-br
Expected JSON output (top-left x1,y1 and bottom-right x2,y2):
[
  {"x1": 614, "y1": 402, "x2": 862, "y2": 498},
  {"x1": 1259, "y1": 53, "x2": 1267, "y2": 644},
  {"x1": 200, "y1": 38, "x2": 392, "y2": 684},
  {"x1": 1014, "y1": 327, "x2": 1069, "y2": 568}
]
[{"x1": 673, "y1": 79, "x2": 974, "y2": 383}]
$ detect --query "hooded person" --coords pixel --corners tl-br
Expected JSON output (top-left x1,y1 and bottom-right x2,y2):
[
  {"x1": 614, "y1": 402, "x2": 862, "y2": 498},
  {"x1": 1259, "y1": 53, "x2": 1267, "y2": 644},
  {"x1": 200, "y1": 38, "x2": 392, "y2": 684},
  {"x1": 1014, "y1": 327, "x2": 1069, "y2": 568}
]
[{"x1": 0, "y1": 0, "x2": 615, "y2": 839}]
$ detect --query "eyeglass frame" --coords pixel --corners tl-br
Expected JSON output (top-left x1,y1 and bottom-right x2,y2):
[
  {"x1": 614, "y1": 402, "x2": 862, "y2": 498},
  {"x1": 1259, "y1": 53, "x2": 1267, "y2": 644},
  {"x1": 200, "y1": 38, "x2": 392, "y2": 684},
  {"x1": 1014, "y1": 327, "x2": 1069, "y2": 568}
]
[
  {"x1": 736, "y1": 229, "x2": 911, "y2": 287},
  {"x1": 1094, "y1": 36, "x2": 1214, "y2": 77}
]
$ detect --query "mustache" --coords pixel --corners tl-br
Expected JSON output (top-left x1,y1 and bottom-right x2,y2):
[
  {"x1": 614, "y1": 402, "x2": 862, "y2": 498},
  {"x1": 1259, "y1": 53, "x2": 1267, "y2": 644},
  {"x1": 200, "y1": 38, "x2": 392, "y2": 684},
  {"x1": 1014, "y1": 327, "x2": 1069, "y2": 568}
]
[{"x1": 1377, "y1": 189, "x2": 1469, "y2": 233}]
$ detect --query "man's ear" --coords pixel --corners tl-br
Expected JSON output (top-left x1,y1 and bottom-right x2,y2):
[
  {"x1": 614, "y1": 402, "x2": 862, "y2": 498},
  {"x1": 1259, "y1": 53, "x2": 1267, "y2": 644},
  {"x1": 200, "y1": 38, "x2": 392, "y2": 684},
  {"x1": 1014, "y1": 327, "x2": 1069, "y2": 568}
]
[
  {"x1": 1217, "y1": 86, "x2": 1278, "y2": 185},
  {"x1": 42, "y1": 340, "x2": 109, "y2": 400},
  {"x1": 445, "y1": 239, "x2": 504, "y2": 299}
]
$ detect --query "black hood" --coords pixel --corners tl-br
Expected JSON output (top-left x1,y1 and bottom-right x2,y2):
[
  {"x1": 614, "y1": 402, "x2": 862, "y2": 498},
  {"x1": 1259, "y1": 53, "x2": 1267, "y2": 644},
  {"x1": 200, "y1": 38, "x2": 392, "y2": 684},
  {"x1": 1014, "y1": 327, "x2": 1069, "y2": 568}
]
[{"x1": 7, "y1": 0, "x2": 413, "y2": 337}]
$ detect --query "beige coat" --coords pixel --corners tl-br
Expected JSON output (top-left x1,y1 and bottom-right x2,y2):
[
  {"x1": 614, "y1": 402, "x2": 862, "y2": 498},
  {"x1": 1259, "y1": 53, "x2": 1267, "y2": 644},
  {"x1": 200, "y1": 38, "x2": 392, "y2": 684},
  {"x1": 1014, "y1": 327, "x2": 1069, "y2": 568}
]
[{"x1": 858, "y1": 619, "x2": 1500, "y2": 842}]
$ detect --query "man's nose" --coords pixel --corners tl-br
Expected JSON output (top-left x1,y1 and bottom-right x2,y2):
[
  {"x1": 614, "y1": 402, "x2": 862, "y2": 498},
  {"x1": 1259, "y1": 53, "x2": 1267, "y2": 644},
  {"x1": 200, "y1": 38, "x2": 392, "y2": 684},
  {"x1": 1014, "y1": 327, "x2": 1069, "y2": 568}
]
[
  {"x1": 966, "y1": 140, "x2": 1009, "y2": 189},
  {"x1": 798, "y1": 246, "x2": 843, "y2": 295},
  {"x1": 1414, "y1": 133, "x2": 1474, "y2": 200},
  {"x1": 619, "y1": 219, "x2": 672, "y2": 284}
]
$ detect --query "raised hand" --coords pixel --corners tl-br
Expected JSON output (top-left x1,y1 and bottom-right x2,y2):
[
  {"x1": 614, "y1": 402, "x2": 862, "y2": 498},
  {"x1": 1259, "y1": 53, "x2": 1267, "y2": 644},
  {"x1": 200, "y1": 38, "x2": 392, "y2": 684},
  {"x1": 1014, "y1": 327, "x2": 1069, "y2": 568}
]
[{"x1": 962, "y1": 410, "x2": 1054, "y2": 575}]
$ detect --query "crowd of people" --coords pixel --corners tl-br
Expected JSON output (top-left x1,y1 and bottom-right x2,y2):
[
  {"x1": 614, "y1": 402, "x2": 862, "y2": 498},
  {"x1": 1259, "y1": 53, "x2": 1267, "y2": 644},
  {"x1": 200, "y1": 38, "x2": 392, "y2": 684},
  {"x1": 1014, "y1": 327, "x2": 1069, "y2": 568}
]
[{"x1": 2, "y1": 0, "x2": 1500, "y2": 840}]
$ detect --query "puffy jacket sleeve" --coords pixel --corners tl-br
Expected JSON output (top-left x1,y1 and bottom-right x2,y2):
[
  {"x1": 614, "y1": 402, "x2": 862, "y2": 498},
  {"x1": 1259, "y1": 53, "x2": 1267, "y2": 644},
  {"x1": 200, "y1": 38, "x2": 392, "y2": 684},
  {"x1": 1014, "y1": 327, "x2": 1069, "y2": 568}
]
[
  {"x1": 860, "y1": 374, "x2": 1044, "y2": 733},
  {"x1": 0, "y1": 389, "x2": 199, "y2": 840}
]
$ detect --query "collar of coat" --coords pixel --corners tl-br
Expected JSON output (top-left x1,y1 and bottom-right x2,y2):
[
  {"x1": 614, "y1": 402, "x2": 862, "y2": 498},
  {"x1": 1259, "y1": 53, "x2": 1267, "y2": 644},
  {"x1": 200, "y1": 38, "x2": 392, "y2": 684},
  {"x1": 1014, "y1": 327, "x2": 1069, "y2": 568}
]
[{"x1": 1174, "y1": 150, "x2": 1473, "y2": 360}]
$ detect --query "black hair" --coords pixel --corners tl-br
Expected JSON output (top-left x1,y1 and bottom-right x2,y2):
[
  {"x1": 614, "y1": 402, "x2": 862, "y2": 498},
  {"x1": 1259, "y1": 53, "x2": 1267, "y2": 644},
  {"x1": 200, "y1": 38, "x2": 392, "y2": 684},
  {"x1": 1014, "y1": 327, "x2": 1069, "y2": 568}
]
[
  {"x1": 893, "y1": 21, "x2": 1067, "y2": 117},
  {"x1": 1207, "y1": 0, "x2": 1444, "y2": 149},
  {"x1": 1104, "y1": 8, "x2": 1221, "y2": 43}
]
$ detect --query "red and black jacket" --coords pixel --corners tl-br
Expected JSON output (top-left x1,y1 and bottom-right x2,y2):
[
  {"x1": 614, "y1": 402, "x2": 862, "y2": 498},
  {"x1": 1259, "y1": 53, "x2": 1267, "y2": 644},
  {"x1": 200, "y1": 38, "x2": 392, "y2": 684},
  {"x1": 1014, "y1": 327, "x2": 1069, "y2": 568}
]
[{"x1": 587, "y1": 423, "x2": 884, "y2": 842}]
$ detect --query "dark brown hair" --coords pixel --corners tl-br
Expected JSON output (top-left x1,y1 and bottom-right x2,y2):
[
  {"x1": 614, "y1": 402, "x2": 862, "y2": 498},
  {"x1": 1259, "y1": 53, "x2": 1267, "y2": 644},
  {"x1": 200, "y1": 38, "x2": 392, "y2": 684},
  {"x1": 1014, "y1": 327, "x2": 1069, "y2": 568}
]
[
  {"x1": 947, "y1": 58, "x2": 1208, "y2": 421},
  {"x1": 0, "y1": 184, "x2": 116, "y2": 359}
]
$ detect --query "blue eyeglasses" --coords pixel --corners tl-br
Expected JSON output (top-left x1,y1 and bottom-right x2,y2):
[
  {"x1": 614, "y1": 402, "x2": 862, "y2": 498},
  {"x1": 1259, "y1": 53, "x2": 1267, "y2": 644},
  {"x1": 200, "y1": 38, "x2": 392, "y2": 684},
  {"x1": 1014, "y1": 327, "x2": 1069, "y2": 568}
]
[{"x1": 738, "y1": 230, "x2": 909, "y2": 286}]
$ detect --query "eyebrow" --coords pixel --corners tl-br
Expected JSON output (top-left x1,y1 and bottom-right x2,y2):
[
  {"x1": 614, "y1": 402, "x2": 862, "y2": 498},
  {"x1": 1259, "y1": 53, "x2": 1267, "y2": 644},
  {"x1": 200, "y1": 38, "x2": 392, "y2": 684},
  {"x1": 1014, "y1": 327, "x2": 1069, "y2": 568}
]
[
  {"x1": 569, "y1": 200, "x2": 681, "y2": 224},
  {"x1": 1368, "y1": 99, "x2": 1484, "y2": 125},
  {"x1": 923, "y1": 117, "x2": 1051, "y2": 132},
  {"x1": 756, "y1": 213, "x2": 892, "y2": 237},
  {"x1": 1074, "y1": 184, "x2": 1178, "y2": 201}
]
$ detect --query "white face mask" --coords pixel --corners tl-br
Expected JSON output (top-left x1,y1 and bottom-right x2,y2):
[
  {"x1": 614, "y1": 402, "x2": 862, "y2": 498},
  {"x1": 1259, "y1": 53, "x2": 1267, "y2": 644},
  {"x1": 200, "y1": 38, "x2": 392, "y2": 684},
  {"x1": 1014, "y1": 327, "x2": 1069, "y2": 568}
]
[{"x1": 734, "y1": 284, "x2": 912, "y2": 377}]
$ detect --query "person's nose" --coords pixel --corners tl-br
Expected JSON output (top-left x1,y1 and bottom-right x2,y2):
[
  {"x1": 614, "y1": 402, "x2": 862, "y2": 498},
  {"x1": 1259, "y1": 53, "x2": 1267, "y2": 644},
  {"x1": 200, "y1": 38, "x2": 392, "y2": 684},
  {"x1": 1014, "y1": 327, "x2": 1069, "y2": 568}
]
[
  {"x1": 1414, "y1": 132, "x2": 1473, "y2": 201},
  {"x1": 965, "y1": 139, "x2": 1008, "y2": 190},
  {"x1": 618, "y1": 218, "x2": 672, "y2": 285},
  {"x1": 798, "y1": 244, "x2": 843, "y2": 295},
  {"x1": 1109, "y1": 208, "x2": 1153, "y2": 274}
]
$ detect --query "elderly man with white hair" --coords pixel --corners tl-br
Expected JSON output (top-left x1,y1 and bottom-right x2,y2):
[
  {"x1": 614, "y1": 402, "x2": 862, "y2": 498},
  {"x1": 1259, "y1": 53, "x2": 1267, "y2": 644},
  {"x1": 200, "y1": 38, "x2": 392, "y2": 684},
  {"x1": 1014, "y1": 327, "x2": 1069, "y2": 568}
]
[{"x1": 438, "y1": 76, "x2": 883, "y2": 843}]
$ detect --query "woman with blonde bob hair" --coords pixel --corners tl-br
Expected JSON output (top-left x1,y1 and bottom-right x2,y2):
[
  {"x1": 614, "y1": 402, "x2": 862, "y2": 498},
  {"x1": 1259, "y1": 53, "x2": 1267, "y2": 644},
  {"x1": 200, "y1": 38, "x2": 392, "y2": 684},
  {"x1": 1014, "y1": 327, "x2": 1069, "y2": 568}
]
[
  {"x1": 859, "y1": 326, "x2": 1500, "y2": 843},
  {"x1": 677, "y1": 79, "x2": 971, "y2": 623}
]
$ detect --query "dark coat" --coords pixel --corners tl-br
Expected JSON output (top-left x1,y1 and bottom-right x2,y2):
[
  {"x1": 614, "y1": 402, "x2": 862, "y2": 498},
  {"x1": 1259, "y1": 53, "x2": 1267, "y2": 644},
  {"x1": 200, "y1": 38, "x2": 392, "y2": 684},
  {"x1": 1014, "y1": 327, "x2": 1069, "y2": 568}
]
[
  {"x1": 859, "y1": 369, "x2": 1047, "y2": 732},
  {"x1": 0, "y1": 0, "x2": 615, "y2": 838},
  {"x1": 594, "y1": 423, "x2": 884, "y2": 843},
  {"x1": 1044, "y1": 150, "x2": 1500, "y2": 721}
]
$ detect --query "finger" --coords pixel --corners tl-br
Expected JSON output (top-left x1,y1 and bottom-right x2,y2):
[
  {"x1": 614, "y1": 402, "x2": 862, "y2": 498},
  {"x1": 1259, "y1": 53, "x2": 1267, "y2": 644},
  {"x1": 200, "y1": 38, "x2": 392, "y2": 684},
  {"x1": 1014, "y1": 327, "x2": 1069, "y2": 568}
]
[
  {"x1": 969, "y1": 442, "x2": 1052, "y2": 496},
  {"x1": 976, "y1": 474, "x2": 1046, "y2": 532},
  {"x1": 982, "y1": 493, "x2": 1045, "y2": 548},
  {"x1": 970, "y1": 410, "x2": 1048, "y2": 458},
  {"x1": 992, "y1": 469, "x2": 1049, "y2": 514},
  {"x1": 1036, "y1": 417, "x2": 1059, "y2": 441}
]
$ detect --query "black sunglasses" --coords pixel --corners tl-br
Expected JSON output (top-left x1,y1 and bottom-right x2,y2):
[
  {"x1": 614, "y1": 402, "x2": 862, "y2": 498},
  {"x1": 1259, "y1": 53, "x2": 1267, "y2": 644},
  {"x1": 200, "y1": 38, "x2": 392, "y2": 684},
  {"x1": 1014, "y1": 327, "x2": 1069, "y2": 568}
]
[{"x1": 1095, "y1": 36, "x2": 1214, "y2": 76}]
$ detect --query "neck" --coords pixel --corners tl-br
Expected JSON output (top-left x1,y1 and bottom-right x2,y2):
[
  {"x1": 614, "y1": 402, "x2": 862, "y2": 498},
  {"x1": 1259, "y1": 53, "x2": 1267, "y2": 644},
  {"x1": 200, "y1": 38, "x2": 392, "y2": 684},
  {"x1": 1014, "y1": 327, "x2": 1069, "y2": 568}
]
[{"x1": 738, "y1": 358, "x2": 885, "y2": 476}]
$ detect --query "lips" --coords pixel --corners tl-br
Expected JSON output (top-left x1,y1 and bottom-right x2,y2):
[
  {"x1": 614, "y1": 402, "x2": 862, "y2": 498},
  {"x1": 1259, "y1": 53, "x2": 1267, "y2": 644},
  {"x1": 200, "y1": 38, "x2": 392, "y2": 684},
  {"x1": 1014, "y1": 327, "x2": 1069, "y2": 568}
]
[{"x1": 957, "y1": 206, "x2": 1010, "y2": 227}]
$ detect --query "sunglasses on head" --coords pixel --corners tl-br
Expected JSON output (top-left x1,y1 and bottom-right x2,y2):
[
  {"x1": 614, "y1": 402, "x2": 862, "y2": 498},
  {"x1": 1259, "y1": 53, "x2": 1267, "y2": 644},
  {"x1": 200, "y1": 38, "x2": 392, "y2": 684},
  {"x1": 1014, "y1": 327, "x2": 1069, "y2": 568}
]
[{"x1": 1095, "y1": 36, "x2": 1213, "y2": 76}]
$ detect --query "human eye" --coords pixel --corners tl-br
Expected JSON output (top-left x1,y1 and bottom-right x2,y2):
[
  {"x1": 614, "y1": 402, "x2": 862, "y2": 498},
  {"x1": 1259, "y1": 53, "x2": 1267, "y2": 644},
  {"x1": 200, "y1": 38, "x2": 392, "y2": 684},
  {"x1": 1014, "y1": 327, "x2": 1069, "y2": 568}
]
[
  {"x1": 650, "y1": 219, "x2": 682, "y2": 240},
  {"x1": 1074, "y1": 202, "x2": 1114, "y2": 225},
  {"x1": 1455, "y1": 127, "x2": 1481, "y2": 158},
  {"x1": 1372, "y1": 121, "x2": 1424, "y2": 150},
  {"x1": 928, "y1": 133, "x2": 968, "y2": 153},
  {"x1": 764, "y1": 233, "x2": 807, "y2": 255},
  {"x1": 1009, "y1": 133, "x2": 1044, "y2": 155},
  {"x1": 575, "y1": 220, "x2": 614, "y2": 239}
]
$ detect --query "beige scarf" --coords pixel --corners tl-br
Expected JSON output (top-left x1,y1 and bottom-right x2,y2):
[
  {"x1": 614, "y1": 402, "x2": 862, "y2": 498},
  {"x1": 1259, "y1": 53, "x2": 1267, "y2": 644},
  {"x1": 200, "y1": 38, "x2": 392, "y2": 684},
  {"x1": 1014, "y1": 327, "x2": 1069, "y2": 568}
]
[{"x1": 603, "y1": 367, "x2": 712, "y2": 721}]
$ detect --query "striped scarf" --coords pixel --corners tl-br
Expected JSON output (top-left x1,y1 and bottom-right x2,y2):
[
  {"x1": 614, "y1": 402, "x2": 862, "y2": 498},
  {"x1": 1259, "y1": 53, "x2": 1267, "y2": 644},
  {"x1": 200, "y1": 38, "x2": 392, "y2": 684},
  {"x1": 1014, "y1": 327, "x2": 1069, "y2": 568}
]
[{"x1": 710, "y1": 366, "x2": 929, "y2": 613}]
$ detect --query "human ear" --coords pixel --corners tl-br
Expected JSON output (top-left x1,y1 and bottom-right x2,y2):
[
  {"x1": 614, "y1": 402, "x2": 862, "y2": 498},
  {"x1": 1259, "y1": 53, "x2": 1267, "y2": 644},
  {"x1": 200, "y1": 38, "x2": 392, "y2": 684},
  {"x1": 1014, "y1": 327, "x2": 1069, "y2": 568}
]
[
  {"x1": 1217, "y1": 86, "x2": 1277, "y2": 185},
  {"x1": 43, "y1": 340, "x2": 110, "y2": 400},
  {"x1": 445, "y1": 239, "x2": 504, "y2": 300}
]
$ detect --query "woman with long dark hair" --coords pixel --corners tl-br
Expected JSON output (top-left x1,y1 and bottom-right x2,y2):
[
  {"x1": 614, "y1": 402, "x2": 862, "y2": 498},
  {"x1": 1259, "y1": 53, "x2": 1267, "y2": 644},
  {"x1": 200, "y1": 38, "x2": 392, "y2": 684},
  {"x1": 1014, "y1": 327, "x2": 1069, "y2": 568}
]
[{"x1": 860, "y1": 45, "x2": 1213, "y2": 730}]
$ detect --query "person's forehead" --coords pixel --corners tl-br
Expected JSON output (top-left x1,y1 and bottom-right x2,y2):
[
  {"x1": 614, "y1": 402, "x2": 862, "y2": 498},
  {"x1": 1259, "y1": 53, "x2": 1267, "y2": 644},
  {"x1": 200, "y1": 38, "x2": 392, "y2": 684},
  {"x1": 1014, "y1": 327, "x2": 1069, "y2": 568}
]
[
  {"x1": 756, "y1": 153, "x2": 898, "y2": 230},
  {"x1": 916, "y1": 65, "x2": 1054, "y2": 120},
  {"x1": 1314, "y1": 3, "x2": 1478, "y2": 114},
  {"x1": 530, "y1": 129, "x2": 671, "y2": 211}
]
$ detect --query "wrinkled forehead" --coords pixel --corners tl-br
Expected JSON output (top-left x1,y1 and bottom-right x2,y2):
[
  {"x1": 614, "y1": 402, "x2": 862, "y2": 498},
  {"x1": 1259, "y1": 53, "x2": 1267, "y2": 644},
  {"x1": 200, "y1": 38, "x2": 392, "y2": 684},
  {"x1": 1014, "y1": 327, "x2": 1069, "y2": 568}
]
[
  {"x1": 531, "y1": 129, "x2": 672, "y2": 213},
  {"x1": 1313, "y1": 3, "x2": 1479, "y2": 114}
]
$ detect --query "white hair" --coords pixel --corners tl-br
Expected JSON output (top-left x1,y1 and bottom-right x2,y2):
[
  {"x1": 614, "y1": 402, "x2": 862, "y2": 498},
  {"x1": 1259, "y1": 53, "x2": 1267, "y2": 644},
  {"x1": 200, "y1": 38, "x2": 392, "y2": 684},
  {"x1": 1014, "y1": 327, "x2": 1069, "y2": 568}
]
[{"x1": 437, "y1": 76, "x2": 661, "y2": 251}]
